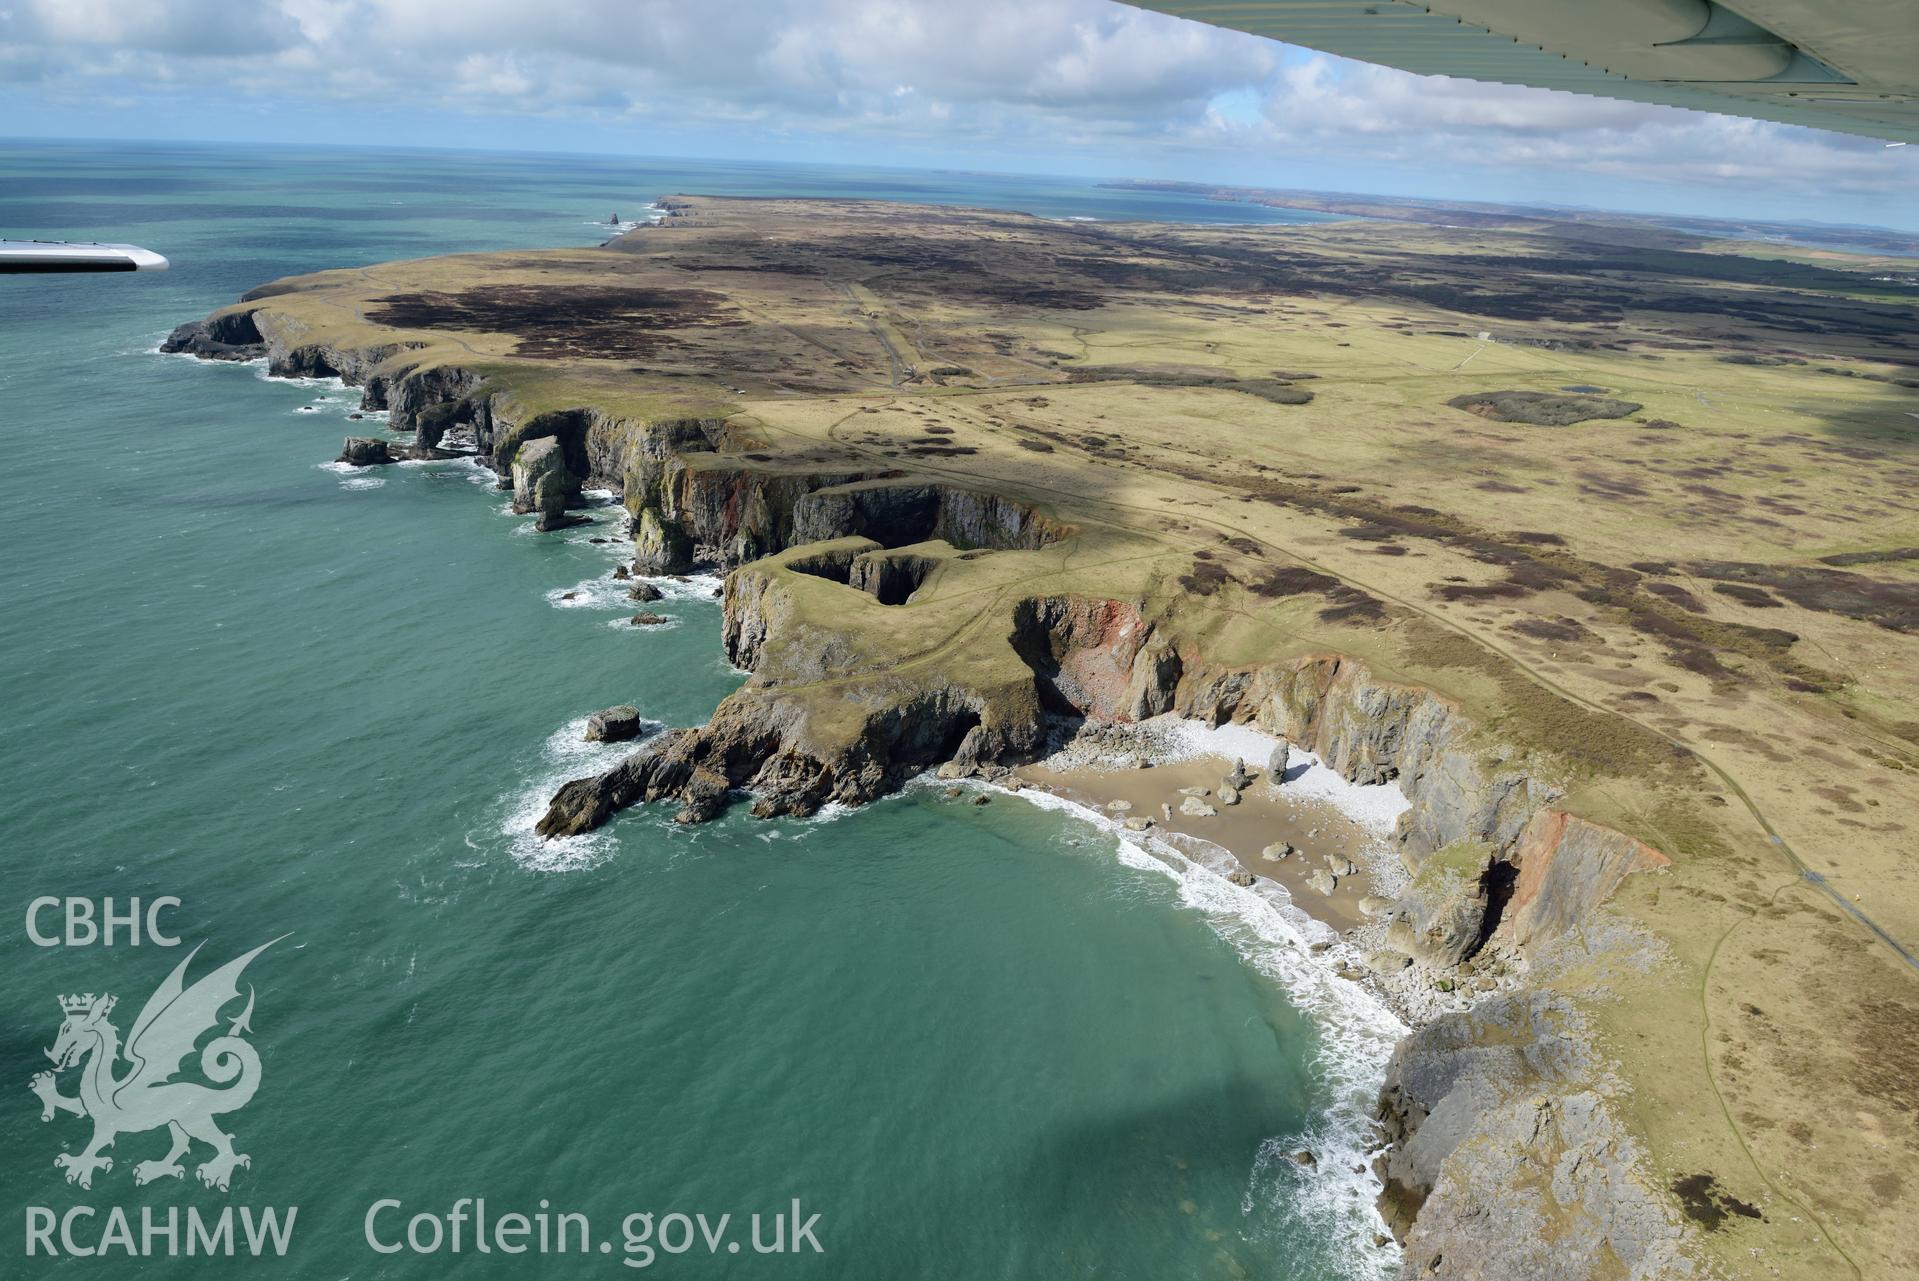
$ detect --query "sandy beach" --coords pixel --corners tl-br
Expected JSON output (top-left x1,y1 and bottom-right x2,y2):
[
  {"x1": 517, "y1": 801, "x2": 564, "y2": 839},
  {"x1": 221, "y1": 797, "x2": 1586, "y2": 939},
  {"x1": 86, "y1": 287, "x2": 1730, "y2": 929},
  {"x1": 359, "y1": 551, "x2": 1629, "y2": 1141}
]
[{"x1": 996, "y1": 716, "x2": 1413, "y2": 941}]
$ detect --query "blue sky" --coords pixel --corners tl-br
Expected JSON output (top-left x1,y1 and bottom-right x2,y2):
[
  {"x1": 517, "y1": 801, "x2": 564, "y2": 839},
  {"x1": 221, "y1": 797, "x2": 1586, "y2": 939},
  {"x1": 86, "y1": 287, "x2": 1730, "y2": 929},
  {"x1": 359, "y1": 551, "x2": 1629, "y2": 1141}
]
[{"x1": 3, "y1": 0, "x2": 1915, "y2": 229}]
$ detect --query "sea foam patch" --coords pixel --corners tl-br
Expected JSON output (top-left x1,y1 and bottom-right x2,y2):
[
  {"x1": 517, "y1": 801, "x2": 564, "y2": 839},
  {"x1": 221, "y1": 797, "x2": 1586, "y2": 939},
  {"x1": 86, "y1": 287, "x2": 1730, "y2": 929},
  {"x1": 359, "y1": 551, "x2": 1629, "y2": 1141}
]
[
  {"x1": 503, "y1": 712, "x2": 662, "y2": 873},
  {"x1": 318, "y1": 460, "x2": 386, "y2": 489},
  {"x1": 965, "y1": 778, "x2": 1405, "y2": 1279}
]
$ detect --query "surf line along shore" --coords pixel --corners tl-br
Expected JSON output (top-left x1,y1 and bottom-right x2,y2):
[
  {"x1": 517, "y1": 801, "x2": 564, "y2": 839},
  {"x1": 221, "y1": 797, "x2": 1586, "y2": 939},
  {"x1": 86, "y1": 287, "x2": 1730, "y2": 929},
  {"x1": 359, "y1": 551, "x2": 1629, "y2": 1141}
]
[{"x1": 162, "y1": 194, "x2": 1790, "y2": 1280}]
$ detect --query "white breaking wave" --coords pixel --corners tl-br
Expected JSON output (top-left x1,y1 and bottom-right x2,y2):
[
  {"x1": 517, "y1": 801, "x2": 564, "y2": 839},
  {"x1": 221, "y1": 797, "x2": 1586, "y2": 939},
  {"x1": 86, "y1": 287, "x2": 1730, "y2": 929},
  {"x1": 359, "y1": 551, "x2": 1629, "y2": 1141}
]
[
  {"x1": 641, "y1": 572, "x2": 725, "y2": 602},
  {"x1": 503, "y1": 713, "x2": 661, "y2": 873},
  {"x1": 584, "y1": 204, "x2": 664, "y2": 233},
  {"x1": 317, "y1": 460, "x2": 385, "y2": 489},
  {"x1": 972, "y1": 778, "x2": 1406, "y2": 1280}
]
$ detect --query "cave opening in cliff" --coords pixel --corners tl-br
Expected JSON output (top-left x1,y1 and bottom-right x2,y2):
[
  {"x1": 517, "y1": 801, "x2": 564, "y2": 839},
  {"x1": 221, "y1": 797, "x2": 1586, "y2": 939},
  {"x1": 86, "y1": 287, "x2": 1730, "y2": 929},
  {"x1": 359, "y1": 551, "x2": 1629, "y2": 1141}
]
[
  {"x1": 935, "y1": 710, "x2": 983, "y2": 765},
  {"x1": 786, "y1": 549, "x2": 857, "y2": 585},
  {"x1": 1473, "y1": 858, "x2": 1521, "y2": 957},
  {"x1": 854, "y1": 552, "x2": 938, "y2": 605}
]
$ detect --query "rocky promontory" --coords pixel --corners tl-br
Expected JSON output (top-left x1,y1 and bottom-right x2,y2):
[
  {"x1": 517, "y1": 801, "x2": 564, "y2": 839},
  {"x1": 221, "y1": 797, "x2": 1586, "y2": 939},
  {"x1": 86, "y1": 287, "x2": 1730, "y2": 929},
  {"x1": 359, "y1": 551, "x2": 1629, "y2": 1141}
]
[{"x1": 161, "y1": 194, "x2": 1919, "y2": 1281}]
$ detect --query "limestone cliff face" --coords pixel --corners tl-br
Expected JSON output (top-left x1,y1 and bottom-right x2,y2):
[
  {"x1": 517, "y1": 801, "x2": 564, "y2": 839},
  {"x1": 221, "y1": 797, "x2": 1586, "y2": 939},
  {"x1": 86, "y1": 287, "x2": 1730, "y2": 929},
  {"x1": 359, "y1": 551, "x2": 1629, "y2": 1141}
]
[
  {"x1": 626, "y1": 458, "x2": 1070, "y2": 575},
  {"x1": 541, "y1": 546, "x2": 1046, "y2": 835},
  {"x1": 169, "y1": 305, "x2": 1683, "y2": 1280},
  {"x1": 244, "y1": 309, "x2": 412, "y2": 387},
  {"x1": 158, "y1": 310, "x2": 269, "y2": 361},
  {"x1": 1374, "y1": 992, "x2": 1685, "y2": 1280},
  {"x1": 1508, "y1": 809, "x2": 1670, "y2": 948},
  {"x1": 377, "y1": 365, "x2": 484, "y2": 446},
  {"x1": 1186, "y1": 655, "x2": 1550, "y2": 862}
]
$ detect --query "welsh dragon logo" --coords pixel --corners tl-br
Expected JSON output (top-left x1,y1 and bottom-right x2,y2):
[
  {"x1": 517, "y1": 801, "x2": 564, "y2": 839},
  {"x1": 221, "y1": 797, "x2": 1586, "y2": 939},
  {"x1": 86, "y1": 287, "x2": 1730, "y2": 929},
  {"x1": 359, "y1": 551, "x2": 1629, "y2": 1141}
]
[{"x1": 29, "y1": 938, "x2": 281, "y2": 1192}]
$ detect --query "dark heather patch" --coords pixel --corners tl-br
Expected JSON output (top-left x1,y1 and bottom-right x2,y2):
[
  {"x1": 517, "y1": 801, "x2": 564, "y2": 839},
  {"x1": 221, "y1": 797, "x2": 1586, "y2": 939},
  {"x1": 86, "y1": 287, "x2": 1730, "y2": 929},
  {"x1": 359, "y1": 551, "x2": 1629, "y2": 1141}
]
[
  {"x1": 1631, "y1": 610, "x2": 1734, "y2": 680},
  {"x1": 1646, "y1": 582, "x2": 1708, "y2": 614},
  {"x1": 1437, "y1": 580, "x2": 1531, "y2": 602},
  {"x1": 1512, "y1": 617, "x2": 1589, "y2": 643},
  {"x1": 1670, "y1": 1174, "x2": 1764, "y2": 1231},
  {"x1": 1689, "y1": 561, "x2": 1919, "y2": 633},
  {"x1": 1179, "y1": 558, "x2": 1232, "y2": 596},
  {"x1": 1580, "y1": 473, "x2": 1651, "y2": 500},
  {"x1": 1714, "y1": 583, "x2": 1784, "y2": 608},
  {"x1": 367, "y1": 284, "x2": 741, "y2": 359},
  {"x1": 1067, "y1": 367, "x2": 1313, "y2": 404},
  {"x1": 1242, "y1": 566, "x2": 1386, "y2": 622},
  {"x1": 1820, "y1": 547, "x2": 1919, "y2": 567},
  {"x1": 1448, "y1": 390, "x2": 1642, "y2": 426},
  {"x1": 1509, "y1": 531, "x2": 1567, "y2": 546},
  {"x1": 1318, "y1": 587, "x2": 1387, "y2": 623},
  {"x1": 1250, "y1": 566, "x2": 1339, "y2": 597}
]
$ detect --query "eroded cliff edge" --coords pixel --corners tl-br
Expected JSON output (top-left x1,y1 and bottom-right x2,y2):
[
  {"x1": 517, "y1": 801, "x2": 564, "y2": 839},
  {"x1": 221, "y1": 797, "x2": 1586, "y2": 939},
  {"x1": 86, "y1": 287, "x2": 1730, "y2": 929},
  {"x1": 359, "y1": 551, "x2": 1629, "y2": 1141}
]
[
  {"x1": 165, "y1": 298, "x2": 1700, "y2": 1275},
  {"x1": 161, "y1": 196, "x2": 1919, "y2": 1280}
]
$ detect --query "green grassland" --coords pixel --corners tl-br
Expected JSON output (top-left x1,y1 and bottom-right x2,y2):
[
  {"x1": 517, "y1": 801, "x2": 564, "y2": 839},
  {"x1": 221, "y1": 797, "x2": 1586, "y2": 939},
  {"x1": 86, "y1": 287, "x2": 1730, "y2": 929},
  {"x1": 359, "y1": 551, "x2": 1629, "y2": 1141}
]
[{"x1": 222, "y1": 197, "x2": 1919, "y2": 1279}]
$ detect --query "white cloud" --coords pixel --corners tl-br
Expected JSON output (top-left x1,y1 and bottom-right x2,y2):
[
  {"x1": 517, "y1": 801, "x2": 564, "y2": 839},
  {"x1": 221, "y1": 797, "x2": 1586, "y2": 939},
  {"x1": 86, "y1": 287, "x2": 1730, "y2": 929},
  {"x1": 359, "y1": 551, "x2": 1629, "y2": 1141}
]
[
  {"x1": 1, "y1": 0, "x2": 1912, "y2": 209},
  {"x1": 25, "y1": 0, "x2": 297, "y2": 56}
]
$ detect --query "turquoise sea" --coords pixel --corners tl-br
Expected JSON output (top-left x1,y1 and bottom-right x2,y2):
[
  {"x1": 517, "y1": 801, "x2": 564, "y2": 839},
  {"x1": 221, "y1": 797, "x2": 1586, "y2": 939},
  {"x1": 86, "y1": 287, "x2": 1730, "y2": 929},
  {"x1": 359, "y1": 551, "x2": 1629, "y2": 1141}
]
[{"x1": 0, "y1": 142, "x2": 1395, "y2": 1279}]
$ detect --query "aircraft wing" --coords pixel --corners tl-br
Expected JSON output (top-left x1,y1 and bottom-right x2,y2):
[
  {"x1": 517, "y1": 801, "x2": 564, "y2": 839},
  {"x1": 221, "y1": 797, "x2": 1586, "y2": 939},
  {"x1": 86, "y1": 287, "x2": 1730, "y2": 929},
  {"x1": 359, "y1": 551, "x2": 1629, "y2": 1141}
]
[
  {"x1": 0, "y1": 241, "x2": 169, "y2": 274},
  {"x1": 1135, "y1": 1, "x2": 1919, "y2": 144}
]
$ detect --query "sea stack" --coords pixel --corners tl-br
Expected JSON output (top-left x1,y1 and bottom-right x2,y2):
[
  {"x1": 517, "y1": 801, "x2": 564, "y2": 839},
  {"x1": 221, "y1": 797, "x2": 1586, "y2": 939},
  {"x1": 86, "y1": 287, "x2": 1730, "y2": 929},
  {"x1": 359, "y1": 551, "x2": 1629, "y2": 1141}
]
[
  {"x1": 338, "y1": 436, "x2": 392, "y2": 466},
  {"x1": 511, "y1": 435, "x2": 577, "y2": 532}
]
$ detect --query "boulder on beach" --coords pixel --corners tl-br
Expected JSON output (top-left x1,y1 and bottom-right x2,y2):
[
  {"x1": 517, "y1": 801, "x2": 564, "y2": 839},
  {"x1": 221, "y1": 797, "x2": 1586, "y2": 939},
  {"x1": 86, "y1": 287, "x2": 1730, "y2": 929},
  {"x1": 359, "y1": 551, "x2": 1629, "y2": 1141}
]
[
  {"x1": 1325, "y1": 854, "x2": 1358, "y2": 877},
  {"x1": 1268, "y1": 739, "x2": 1291, "y2": 784},
  {"x1": 1224, "y1": 758, "x2": 1253, "y2": 790},
  {"x1": 1216, "y1": 784, "x2": 1241, "y2": 806},
  {"x1": 338, "y1": 436, "x2": 392, "y2": 466},
  {"x1": 1365, "y1": 950, "x2": 1413, "y2": 975},
  {"x1": 585, "y1": 705, "x2": 643, "y2": 743},
  {"x1": 1124, "y1": 817, "x2": 1154, "y2": 832},
  {"x1": 1227, "y1": 867, "x2": 1256, "y2": 888},
  {"x1": 1160, "y1": 803, "x2": 1173, "y2": 821},
  {"x1": 1307, "y1": 869, "x2": 1337, "y2": 896},
  {"x1": 1178, "y1": 795, "x2": 1218, "y2": 818},
  {"x1": 1359, "y1": 895, "x2": 1396, "y2": 918},
  {"x1": 1106, "y1": 799, "x2": 1133, "y2": 813},
  {"x1": 1261, "y1": 841, "x2": 1294, "y2": 861}
]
